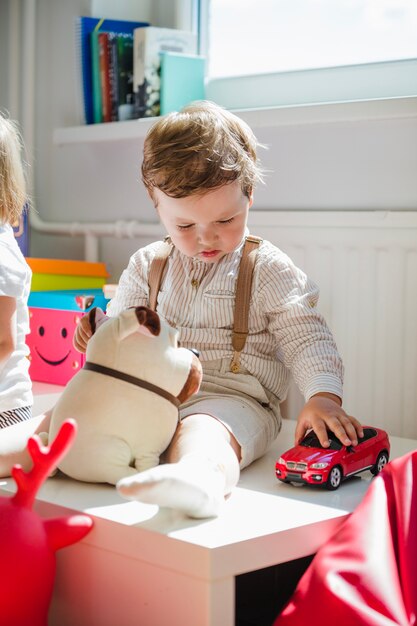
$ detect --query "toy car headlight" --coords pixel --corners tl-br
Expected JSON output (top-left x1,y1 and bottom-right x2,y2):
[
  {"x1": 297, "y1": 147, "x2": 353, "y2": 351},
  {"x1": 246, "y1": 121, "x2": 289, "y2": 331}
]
[
  {"x1": 277, "y1": 457, "x2": 285, "y2": 466},
  {"x1": 310, "y1": 462, "x2": 329, "y2": 469}
]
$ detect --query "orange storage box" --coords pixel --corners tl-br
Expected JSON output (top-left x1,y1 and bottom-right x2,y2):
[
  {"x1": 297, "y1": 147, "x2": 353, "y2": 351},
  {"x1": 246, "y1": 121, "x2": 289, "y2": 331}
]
[{"x1": 27, "y1": 258, "x2": 109, "y2": 291}]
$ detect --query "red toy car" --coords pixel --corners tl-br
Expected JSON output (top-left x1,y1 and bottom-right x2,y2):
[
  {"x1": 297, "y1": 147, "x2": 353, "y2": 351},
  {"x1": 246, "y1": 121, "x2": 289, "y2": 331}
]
[{"x1": 275, "y1": 426, "x2": 390, "y2": 490}]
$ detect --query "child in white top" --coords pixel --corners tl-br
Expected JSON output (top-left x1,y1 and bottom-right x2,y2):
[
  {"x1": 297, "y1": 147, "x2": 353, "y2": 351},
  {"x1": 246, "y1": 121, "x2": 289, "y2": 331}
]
[
  {"x1": 74, "y1": 101, "x2": 363, "y2": 518},
  {"x1": 0, "y1": 115, "x2": 53, "y2": 474},
  {"x1": 0, "y1": 112, "x2": 32, "y2": 428}
]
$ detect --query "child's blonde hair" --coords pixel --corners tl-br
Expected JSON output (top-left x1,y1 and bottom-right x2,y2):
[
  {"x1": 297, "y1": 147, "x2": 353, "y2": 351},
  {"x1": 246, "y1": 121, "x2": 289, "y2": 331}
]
[
  {"x1": 142, "y1": 100, "x2": 264, "y2": 201},
  {"x1": 0, "y1": 112, "x2": 27, "y2": 225}
]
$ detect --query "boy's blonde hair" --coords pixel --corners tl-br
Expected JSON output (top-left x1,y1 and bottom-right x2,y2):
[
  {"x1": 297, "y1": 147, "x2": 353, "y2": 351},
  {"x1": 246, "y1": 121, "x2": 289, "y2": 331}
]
[
  {"x1": 0, "y1": 112, "x2": 27, "y2": 225},
  {"x1": 142, "y1": 100, "x2": 264, "y2": 200}
]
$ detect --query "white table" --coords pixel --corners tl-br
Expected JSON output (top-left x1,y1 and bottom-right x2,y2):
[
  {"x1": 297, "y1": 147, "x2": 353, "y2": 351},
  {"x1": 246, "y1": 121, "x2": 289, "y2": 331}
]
[{"x1": 1, "y1": 385, "x2": 416, "y2": 626}]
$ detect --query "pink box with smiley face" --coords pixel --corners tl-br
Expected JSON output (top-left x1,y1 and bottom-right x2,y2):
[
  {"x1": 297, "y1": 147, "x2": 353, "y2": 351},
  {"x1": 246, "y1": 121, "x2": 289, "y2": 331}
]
[{"x1": 27, "y1": 308, "x2": 86, "y2": 385}]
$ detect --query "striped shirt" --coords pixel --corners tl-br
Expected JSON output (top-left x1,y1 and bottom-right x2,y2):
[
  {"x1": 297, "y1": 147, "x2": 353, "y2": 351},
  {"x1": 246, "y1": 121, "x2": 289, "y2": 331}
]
[
  {"x1": 107, "y1": 236, "x2": 344, "y2": 404},
  {"x1": 0, "y1": 405, "x2": 32, "y2": 428}
]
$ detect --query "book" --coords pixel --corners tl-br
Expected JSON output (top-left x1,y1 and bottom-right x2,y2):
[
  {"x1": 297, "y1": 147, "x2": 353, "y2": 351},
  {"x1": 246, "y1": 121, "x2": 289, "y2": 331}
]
[
  {"x1": 109, "y1": 35, "x2": 120, "y2": 122},
  {"x1": 75, "y1": 16, "x2": 149, "y2": 125},
  {"x1": 92, "y1": 31, "x2": 134, "y2": 123},
  {"x1": 90, "y1": 29, "x2": 103, "y2": 123},
  {"x1": 99, "y1": 32, "x2": 112, "y2": 123},
  {"x1": 117, "y1": 35, "x2": 135, "y2": 121},
  {"x1": 133, "y1": 27, "x2": 197, "y2": 118},
  {"x1": 99, "y1": 32, "x2": 122, "y2": 123},
  {"x1": 160, "y1": 52, "x2": 205, "y2": 115}
]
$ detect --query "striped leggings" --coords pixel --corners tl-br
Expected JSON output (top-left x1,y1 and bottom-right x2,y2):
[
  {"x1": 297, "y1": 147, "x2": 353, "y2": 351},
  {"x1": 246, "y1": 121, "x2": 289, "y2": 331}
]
[{"x1": 0, "y1": 405, "x2": 32, "y2": 428}]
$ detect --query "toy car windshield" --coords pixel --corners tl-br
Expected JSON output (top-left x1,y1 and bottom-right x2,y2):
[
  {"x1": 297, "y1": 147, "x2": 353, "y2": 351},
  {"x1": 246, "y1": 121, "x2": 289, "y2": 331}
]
[{"x1": 300, "y1": 431, "x2": 343, "y2": 451}]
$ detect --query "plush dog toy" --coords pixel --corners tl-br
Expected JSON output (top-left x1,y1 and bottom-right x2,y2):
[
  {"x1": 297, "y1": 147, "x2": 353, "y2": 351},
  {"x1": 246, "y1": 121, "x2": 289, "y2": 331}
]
[{"x1": 48, "y1": 306, "x2": 202, "y2": 485}]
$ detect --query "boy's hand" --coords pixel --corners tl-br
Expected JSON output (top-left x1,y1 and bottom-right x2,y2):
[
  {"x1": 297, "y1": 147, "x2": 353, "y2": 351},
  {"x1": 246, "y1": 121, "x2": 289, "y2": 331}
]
[
  {"x1": 73, "y1": 314, "x2": 92, "y2": 353},
  {"x1": 295, "y1": 392, "x2": 364, "y2": 448}
]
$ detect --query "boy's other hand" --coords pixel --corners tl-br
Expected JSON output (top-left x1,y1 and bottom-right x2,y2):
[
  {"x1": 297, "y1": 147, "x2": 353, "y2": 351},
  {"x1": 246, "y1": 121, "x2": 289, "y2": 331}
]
[
  {"x1": 73, "y1": 315, "x2": 92, "y2": 353},
  {"x1": 295, "y1": 393, "x2": 364, "y2": 448}
]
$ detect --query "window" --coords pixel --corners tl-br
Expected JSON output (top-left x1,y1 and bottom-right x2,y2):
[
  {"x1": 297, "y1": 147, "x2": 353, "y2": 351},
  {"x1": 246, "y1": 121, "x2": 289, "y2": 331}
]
[
  {"x1": 198, "y1": 0, "x2": 417, "y2": 109},
  {"x1": 203, "y1": 0, "x2": 417, "y2": 78}
]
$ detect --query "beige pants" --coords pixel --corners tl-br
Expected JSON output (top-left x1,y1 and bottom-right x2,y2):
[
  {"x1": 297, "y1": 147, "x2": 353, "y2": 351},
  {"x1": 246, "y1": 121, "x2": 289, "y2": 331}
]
[{"x1": 180, "y1": 359, "x2": 282, "y2": 469}]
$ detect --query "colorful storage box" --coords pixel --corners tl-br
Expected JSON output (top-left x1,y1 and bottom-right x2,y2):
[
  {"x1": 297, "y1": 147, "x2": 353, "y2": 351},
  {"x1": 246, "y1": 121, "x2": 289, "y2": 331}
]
[
  {"x1": 26, "y1": 258, "x2": 109, "y2": 291},
  {"x1": 27, "y1": 289, "x2": 109, "y2": 386},
  {"x1": 28, "y1": 289, "x2": 109, "y2": 311}
]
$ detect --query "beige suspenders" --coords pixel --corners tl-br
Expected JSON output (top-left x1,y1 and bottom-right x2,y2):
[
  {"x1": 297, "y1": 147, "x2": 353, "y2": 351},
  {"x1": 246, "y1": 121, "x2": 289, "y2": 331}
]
[
  {"x1": 148, "y1": 235, "x2": 262, "y2": 373},
  {"x1": 229, "y1": 235, "x2": 262, "y2": 373},
  {"x1": 148, "y1": 238, "x2": 174, "y2": 311}
]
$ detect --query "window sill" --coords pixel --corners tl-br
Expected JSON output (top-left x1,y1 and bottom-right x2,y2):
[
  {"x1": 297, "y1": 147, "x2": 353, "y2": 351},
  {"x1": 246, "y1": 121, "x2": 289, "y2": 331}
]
[{"x1": 53, "y1": 95, "x2": 417, "y2": 146}]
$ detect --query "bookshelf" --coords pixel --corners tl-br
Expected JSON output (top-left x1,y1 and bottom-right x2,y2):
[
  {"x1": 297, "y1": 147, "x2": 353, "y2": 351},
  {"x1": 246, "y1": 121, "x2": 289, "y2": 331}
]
[
  {"x1": 53, "y1": 96, "x2": 417, "y2": 146},
  {"x1": 53, "y1": 117, "x2": 154, "y2": 145}
]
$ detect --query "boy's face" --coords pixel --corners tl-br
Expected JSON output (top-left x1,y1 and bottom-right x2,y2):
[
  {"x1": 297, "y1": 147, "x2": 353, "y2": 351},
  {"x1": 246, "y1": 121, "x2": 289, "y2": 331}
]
[{"x1": 153, "y1": 181, "x2": 253, "y2": 262}]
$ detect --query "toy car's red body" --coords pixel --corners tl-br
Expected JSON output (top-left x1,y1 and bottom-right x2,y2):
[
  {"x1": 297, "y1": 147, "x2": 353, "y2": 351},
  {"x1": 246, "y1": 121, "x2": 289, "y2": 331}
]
[{"x1": 275, "y1": 426, "x2": 390, "y2": 490}]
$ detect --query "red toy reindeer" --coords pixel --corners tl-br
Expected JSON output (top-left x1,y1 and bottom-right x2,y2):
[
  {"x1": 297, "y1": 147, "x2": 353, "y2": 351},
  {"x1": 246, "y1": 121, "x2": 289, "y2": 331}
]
[{"x1": 0, "y1": 419, "x2": 93, "y2": 626}]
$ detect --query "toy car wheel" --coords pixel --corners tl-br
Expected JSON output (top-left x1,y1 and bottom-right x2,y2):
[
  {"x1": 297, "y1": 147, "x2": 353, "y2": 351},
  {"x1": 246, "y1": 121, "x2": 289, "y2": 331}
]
[
  {"x1": 371, "y1": 451, "x2": 389, "y2": 475},
  {"x1": 326, "y1": 466, "x2": 342, "y2": 490},
  {"x1": 278, "y1": 478, "x2": 291, "y2": 484}
]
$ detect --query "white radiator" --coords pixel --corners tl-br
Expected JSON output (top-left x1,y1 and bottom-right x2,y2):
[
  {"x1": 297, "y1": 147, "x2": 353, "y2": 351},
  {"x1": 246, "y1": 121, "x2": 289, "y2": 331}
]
[{"x1": 249, "y1": 211, "x2": 417, "y2": 438}]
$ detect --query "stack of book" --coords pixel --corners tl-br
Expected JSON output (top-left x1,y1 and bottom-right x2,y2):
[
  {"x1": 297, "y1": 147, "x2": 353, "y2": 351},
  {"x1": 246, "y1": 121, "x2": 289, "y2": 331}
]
[
  {"x1": 76, "y1": 16, "x2": 149, "y2": 124},
  {"x1": 76, "y1": 17, "x2": 205, "y2": 124},
  {"x1": 132, "y1": 26, "x2": 202, "y2": 118}
]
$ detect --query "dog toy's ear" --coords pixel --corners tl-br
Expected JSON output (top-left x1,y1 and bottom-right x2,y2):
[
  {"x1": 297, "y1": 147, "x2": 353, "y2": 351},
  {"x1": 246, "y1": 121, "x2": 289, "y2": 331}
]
[
  {"x1": 177, "y1": 353, "x2": 203, "y2": 404},
  {"x1": 117, "y1": 306, "x2": 162, "y2": 341},
  {"x1": 87, "y1": 307, "x2": 108, "y2": 335},
  {"x1": 134, "y1": 306, "x2": 161, "y2": 337}
]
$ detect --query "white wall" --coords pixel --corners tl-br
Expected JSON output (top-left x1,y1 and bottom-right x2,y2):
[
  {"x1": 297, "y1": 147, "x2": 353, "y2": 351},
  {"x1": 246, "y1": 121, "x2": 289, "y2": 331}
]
[{"x1": 45, "y1": 99, "x2": 417, "y2": 280}]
